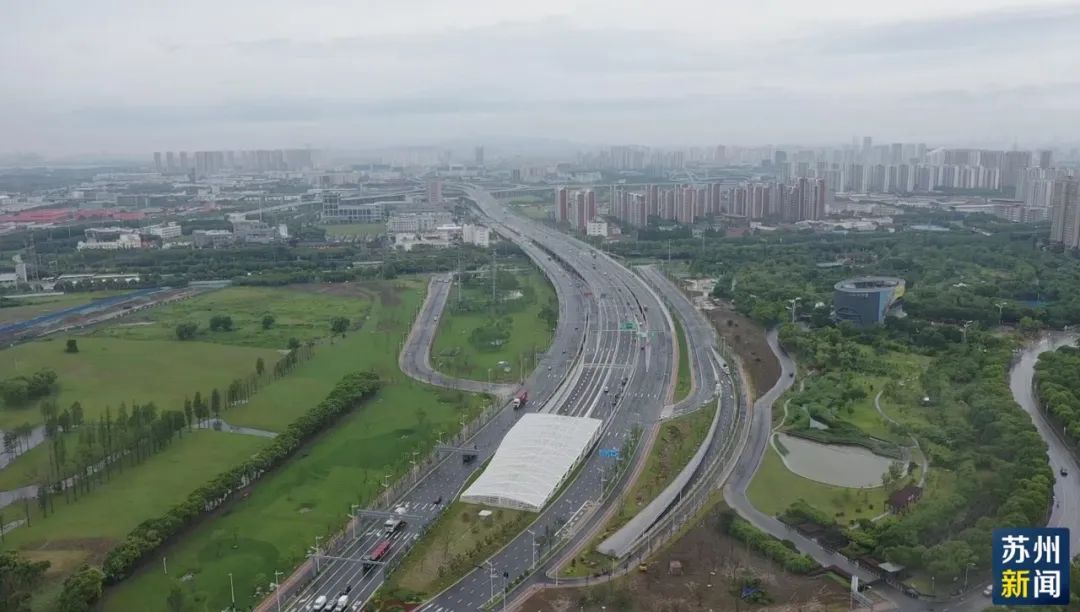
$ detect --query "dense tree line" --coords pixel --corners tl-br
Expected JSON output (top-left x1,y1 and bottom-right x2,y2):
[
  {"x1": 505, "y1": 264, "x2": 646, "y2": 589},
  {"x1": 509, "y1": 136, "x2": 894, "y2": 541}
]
[
  {"x1": 91, "y1": 370, "x2": 381, "y2": 587},
  {"x1": 720, "y1": 511, "x2": 818, "y2": 574},
  {"x1": 0, "y1": 369, "x2": 58, "y2": 406},
  {"x1": 30, "y1": 347, "x2": 309, "y2": 515},
  {"x1": 34, "y1": 398, "x2": 189, "y2": 513},
  {"x1": 0, "y1": 550, "x2": 50, "y2": 612},
  {"x1": 1034, "y1": 346, "x2": 1080, "y2": 448}
]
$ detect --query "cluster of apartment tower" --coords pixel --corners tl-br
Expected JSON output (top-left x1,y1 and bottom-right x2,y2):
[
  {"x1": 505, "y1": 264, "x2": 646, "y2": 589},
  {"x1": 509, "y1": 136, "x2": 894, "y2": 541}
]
[{"x1": 556, "y1": 179, "x2": 828, "y2": 230}]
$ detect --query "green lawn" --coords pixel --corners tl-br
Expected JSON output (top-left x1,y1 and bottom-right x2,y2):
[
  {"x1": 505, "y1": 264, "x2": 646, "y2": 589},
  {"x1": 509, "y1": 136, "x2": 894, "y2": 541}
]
[
  {"x1": 0, "y1": 430, "x2": 269, "y2": 607},
  {"x1": 320, "y1": 223, "x2": 385, "y2": 238},
  {"x1": 509, "y1": 202, "x2": 553, "y2": 222},
  {"x1": 843, "y1": 352, "x2": 931, "y2": 443},
  {"x1": 672, "y1": 315, "x2": 692, "y2": 403},
  {"x1": 748, "y1": 445, "x2": 888, "y2": 524},
  {"x1": 0, "y1": 337, "x2": 279, "y2": 430},
  {"x1": 102, "y1": 278, "x2": 487, "y2": 612},
  {"x1": 560, "y1": 403, "x2": 716, "y2": 578},
  {"x1": 0, "y1": 291, "x2": 125, "y2": 325},
  {"x1": 387, "y1": 501, "x2": 531, "y2": 596},
  {"x1": 431, "y1": 270, "x2": 555, "y2": 384},
  {"x1": 89, "y1": 285, "x2": 373, "y2": 349},
  {"x1": 223, "y1": 280, "x2": 425, "y2": 431}
]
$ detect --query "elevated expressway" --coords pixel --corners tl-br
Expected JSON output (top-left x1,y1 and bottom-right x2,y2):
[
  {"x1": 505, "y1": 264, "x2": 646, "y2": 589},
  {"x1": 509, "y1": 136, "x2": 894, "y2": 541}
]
[
  {"x1": 415, "y1": 188, "x2": 677, "y2": 610},
  {"x1": 275, "y1": 187, "x2": 675, "y2": 612}
]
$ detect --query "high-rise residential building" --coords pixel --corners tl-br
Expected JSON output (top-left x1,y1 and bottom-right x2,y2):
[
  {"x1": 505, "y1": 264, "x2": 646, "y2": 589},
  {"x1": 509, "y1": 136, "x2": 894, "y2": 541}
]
[
  {"x1": 890, "y1": 143, "x2": 903, "y2": 165},
  {"x1": 165, "y1": 152, "x2": 177, "y2": 173},
  {"x1": 584, "y1": 190, "x2": 596, "y2": 224},
  {"x1": 861, "y1": 136, "x2": 873, "y2": 157},
  {"x1": 1039, "y1": 149, "x2": 1053, "y2": 170},
  {"x1": 714, "y1": 145, "x2": 726, "y2": 164},
  {"x1": 1050, "y1": 177, "x2": 1080, "y2": 248},
  {"x1": 427, "y1": 179, "x2": 443, "y2": 206},
  {"x1": 475, "y1": 146, "x2": 484, "y2": 166},
  {"x1": 774, "y1": 150, "x2": 787, "y2": 166},
  {"x1": 179, "y1": 151, "x2": 189, "y2": 172},
  {"x1": 153, "y1": 152, "x2": 162, "y2": 173},
  {"x1": 556, "y1": 187, "x2": 569, "y2": 224}
]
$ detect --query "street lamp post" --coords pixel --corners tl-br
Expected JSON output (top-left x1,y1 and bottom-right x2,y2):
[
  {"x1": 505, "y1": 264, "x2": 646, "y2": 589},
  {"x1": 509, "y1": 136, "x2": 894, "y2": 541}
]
[
  {"x1": 788, "y1": 298, "x2": 801, "y2": 324},
  {"x1": 313, "y1": 536, "x2": 323, "y2": 572},
  {"x1": 273, "y1": 570, "x2": 284, "y2": 612},
  {"x1": 526, "y1": 528, "x2": 537, "y2": 570},
  {"x1": 228, "y1": 572, "x2": 236, "y2": 608},
  {"x1": 964, "y1": 563, "x2": 975, "y2": 591},
  {"x1": 349, "y1": 504, "x2": 360, "y2": 538}
]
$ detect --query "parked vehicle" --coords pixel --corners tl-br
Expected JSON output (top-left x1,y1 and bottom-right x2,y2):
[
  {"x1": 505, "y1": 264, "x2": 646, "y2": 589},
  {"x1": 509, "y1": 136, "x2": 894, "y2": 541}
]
[{"x1": 311, "y1": 595, "x2": 328, "y2": 611}]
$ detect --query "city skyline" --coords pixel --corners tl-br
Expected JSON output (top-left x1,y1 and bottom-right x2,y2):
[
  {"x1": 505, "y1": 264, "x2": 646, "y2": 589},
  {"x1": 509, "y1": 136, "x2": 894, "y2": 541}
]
[{"x1": 3, "y1": 0, "x2": 1080, "y2": 155}]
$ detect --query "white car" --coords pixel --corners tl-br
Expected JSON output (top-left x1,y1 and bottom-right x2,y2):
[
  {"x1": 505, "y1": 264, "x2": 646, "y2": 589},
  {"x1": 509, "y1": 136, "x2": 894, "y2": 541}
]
[
  {"x1": 311, "y1": 595, "x2": 328, "y2": 610},
  {"x1": 334, "y1": 595, "x2": 349, "y2": 611},
  {"x1": 983, "y1": 585, "x2": 993, "y2": 597}
]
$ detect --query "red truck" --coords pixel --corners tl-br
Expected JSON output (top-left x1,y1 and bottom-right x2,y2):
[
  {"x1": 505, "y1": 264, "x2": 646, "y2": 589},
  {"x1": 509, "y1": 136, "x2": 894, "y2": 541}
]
[{"x1": 512, "y1": 390, "x2": 528, "y2": 409}]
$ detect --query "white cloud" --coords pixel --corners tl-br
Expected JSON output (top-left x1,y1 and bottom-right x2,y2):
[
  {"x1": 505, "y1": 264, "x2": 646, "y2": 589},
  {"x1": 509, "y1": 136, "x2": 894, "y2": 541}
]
[{"x1": 2, "y1": 0, "x2": 1079, "y2": 154}]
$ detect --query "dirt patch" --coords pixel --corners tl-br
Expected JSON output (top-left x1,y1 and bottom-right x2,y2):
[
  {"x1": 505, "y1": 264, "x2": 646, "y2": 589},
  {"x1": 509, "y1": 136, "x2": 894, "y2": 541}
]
[
  {"x1": 523, "y1": 506, "x2": 847, "y2": 612},
  {"x1": 378, "y1": 282, "x2": 404, "y2": 307},
  {"x1": 21, "y1": 537, "x2": 117, "y2": 567},
  {"x1": 676, "y1": 279, "x2": 778, "y2": 399},
  {"x1": 705, "y1": 299, "x2": 779, "y2": 400},
  {"x1": 286, "y1": 283, "x2": 376, "y2": 299}
]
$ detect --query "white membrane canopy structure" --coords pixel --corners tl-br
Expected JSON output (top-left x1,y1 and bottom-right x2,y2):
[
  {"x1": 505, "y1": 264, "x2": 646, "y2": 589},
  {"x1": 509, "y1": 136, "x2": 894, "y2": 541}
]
[{"x1": 460, "y1": 413, "x2": 602, "y2": 512}]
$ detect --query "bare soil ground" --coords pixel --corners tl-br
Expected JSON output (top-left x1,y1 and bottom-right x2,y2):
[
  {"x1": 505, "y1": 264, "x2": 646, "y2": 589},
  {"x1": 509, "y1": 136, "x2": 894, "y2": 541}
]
[
  {"x1": 522, "y1": 506, "x2": 848, "y2": 612},
  {"x1": 696, "y1": 294, "x2": 779, "y2": 400}
]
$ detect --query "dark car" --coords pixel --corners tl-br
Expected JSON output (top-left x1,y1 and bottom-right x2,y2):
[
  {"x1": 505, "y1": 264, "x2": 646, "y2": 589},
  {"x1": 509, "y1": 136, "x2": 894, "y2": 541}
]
[
  {"x1": 1061, "y1": 468, "x2": 1069, "y2": 477},
  {"x1": 434, "y1": 495, "x2": 443, "y2": 505}
]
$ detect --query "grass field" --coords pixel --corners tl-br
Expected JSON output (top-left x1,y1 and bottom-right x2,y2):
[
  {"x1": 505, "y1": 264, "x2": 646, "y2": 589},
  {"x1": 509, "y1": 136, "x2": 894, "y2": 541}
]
[
  {"x1": 672, "y1": 315, "x2": 692, "y2": 403},
  {"x1": 0, "y1": 337, "x2": 279, "y2": 431},
  {"x1": 223, "y1": 280, "x2": 423, "y2": 431},
  {"x1": 90, "y1": 285, "x2": 372, "y2": 349},
  {"x1": 0, "y1": 291, "x2": 124, "y2": 325},
  {"x1": 102, "y1": 279, "x2": 487, "y2": 612},
  {"x1": 431, "y1": 270, "x2": 555, "y2": 384},
  {"x1": 320, "y1": 223, "x2": 385, "y2": 238},
  {"x1": 387, "y1": 501, "x2": 531, "y2": 596},
  {"x1": 508, "y1": 200, "x2": 553, "y2": 222},
  {"x1": 560, "y1": 403, "x2": 716, "y2": 578},
  {"x1": 0, "y1": 430, "x2": 269, "y2": 608}
]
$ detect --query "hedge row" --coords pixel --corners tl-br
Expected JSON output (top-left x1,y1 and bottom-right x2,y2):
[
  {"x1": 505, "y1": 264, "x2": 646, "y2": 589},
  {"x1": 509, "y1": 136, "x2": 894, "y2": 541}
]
[{"x1": 724, "y1": 513, "x2": 819, "y2": 574}]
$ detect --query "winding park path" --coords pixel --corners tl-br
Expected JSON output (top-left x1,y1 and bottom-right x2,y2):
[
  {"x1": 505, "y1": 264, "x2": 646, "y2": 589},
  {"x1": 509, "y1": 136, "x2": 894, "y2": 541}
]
[{"x1": 873, "y1": 391, "x2": 928, "y2": 488}]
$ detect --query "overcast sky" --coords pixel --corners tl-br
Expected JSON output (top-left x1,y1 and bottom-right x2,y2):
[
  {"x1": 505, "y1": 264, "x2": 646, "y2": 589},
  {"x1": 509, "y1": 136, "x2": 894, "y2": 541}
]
[{"x1": 3, "y1": 0, "x2": 1079, "y2": 156}]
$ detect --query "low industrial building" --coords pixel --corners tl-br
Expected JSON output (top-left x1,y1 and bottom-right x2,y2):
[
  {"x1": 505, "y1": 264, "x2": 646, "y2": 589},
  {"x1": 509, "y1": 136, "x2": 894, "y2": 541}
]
[
  {"x1": 460, "y1": 413, "x2": 601, "y2": 512},
  {"x1": 192, "y1": 229, "x2": 235, "y2": 248},
  {"x1": 833, "y1": 276, "x2": 906, "y2": 326}
]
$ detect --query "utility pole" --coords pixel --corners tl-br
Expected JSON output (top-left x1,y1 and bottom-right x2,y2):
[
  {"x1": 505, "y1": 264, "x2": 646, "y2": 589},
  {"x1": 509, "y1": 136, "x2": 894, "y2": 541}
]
[{"x1": 491, "y1": 248, "x2": 497, "y2": 315}]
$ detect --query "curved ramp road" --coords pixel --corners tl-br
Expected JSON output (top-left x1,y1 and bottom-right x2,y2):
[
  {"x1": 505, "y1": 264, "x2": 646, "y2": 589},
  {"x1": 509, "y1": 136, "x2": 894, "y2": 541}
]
[
  {"x1": 1009, "y1": 332, "x2": 1080, "y2": 553},
  {"x1": 723, "y1": 330, "x2": 880, "y2": 584},
  {"x1": 399, "y1": 274, "x2": 518, "y2": 398}
]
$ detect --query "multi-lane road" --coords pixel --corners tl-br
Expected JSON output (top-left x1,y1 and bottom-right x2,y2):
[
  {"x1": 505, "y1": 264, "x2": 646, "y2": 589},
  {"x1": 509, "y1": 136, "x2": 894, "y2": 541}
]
[
  {"x1": 278, "y1": 186, "x2": 677, "y2": 611},
  {"x1": 417, "y1": 188, "x2": 677, "y2": 610}
]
